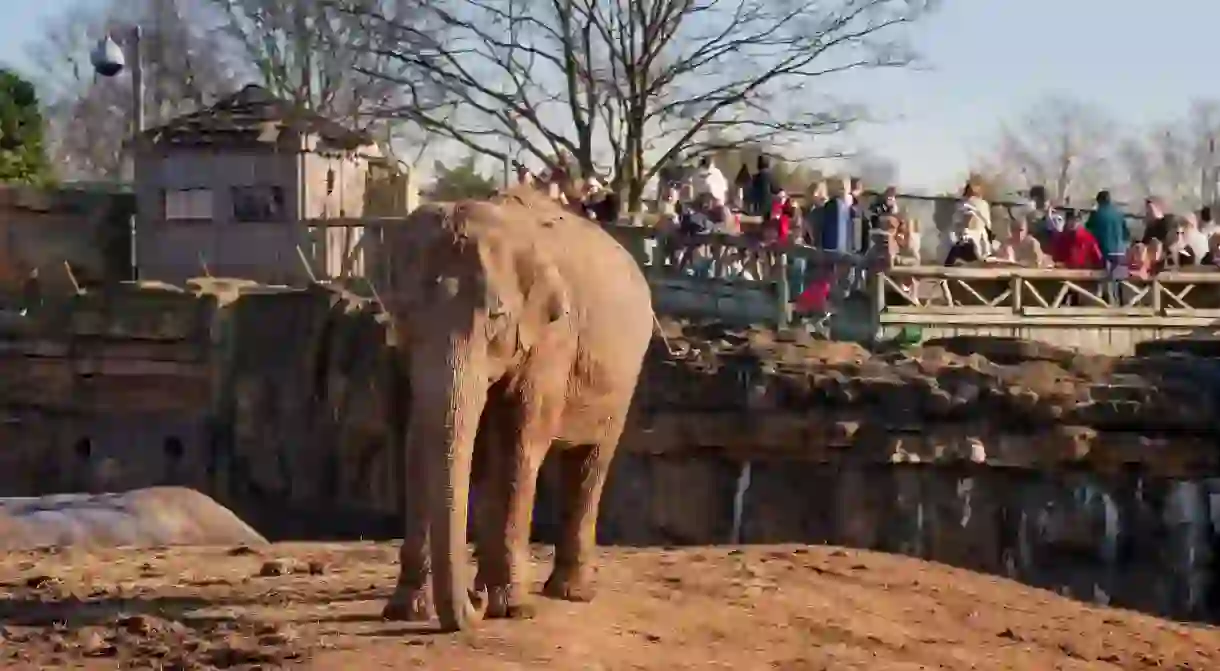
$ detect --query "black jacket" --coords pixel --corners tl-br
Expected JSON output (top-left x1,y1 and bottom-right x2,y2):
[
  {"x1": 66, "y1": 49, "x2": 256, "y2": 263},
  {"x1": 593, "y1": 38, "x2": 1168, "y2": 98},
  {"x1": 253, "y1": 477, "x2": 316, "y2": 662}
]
[{"x1": 749, "y1": 169, "x2": 774, "y2": 216}]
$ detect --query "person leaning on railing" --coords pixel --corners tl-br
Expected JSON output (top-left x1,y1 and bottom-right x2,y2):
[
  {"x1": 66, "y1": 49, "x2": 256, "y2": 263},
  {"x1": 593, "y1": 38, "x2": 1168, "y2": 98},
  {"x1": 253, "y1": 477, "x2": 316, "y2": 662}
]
[
  {"x1": 944, "y1": 205, "x2": 992, "y2": 266},
  {"x1": 1127, "y1": 242, "x2": 1153, "y2": 280},
  {"x1": 991, "y1": 217, "x2": 1049, "y2": 267},
  {"x1": 1158, "y1": 215, "x2": 1198, "y2": 270},
  {"x1": 668, "y1": 192, "x2": 742, "y2": 278},
  {"x1": 1203, "y1": 234, "x2": 1220, "y2": 267},
  {"x1": 866, "y1": 186, "x2": 900, "y2": 251},
  {"x1": 1049, "y1": 211, "x2": 1103, "y2": 270}
]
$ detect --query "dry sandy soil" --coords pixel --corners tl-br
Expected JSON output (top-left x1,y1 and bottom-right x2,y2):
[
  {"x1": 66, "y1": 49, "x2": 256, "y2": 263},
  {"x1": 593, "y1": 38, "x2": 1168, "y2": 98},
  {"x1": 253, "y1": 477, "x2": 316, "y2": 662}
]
[{"x1": 0, "y1": 543, "x2": 1217, "y2": 670}]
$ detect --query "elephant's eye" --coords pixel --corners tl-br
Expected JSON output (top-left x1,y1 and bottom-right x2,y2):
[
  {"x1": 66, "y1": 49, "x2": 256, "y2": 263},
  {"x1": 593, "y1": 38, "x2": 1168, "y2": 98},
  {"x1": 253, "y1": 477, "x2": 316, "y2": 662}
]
[{"x1": 429, "y1": 275, "x2": 460, "y2": 300}]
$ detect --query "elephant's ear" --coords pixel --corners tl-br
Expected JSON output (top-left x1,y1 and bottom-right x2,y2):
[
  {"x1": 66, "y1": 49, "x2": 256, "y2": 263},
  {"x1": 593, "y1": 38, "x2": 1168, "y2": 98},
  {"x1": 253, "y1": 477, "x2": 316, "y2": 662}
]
[{"x1": 516, "y1": 250, "x2": 570, "y2": 351}]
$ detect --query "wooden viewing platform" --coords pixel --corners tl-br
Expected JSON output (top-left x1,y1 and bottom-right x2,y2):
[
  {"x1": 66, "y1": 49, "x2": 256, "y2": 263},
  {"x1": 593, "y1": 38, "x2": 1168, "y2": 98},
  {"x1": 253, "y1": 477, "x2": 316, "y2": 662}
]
[{"x1": 295, "y1": 218, "x2": 1220, "y2": 356}]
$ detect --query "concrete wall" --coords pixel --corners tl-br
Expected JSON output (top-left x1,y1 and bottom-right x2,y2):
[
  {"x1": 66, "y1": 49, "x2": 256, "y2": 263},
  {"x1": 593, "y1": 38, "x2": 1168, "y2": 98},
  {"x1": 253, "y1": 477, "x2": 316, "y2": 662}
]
[{"x1": 0, "y1": 186, "x2": 135, "y2": 291}]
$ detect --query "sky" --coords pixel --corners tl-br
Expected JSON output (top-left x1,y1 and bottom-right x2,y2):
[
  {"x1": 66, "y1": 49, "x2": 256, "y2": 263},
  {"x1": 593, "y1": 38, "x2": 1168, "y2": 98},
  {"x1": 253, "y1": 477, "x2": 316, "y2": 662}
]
[{"x1": 3, "y1": 0, "x2": 1219, "y2": 192}]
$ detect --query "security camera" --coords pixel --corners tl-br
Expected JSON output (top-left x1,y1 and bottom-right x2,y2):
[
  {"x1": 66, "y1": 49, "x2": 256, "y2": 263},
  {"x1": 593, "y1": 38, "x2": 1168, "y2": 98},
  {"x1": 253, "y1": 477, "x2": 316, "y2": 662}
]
[{"x1": 90, "y1": 36, "x2": 126, "y2": 77}]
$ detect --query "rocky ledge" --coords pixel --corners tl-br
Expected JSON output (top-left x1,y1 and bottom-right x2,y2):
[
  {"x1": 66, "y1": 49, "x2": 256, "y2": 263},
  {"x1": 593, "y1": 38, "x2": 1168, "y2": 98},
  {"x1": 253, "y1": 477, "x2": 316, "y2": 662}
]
[{"x1": 627, "y1": 320, "x2": 1220, "y2": 476}]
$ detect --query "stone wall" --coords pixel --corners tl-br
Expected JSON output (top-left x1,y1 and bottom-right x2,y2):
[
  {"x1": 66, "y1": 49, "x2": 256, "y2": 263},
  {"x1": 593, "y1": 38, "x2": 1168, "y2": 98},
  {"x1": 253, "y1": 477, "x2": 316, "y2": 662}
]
[
  {"x1": 0, "y1": 185, "x2": 135, "y2": 292},
  {"x1": 577, "y1": 457, "x2": 1220, "y2": 622}
]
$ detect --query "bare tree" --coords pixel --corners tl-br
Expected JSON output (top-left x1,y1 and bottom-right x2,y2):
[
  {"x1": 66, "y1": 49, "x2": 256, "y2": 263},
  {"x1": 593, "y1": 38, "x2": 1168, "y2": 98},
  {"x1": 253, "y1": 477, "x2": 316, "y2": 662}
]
[
  {"x1": 1118, "y1": 99, "x2": 1220, "y2": 210},
  {"x1": 981, "y1": 96, "x2": 1117, "y2": 206},
  {"x1": 339, "y1": 0, "x2": 936, "y2": 210},
  {"x1": 205, "y1": 0, "x2": 435, "y2": 147},
  {"x1": 28, "y1": 0, "x2": 443, "y2": 180},
  {"x1": 846, "y1": 150, "x2": 899, "y2": 190},
  {"x1": 28, "y1": 0, "x2": 237, "y2": 180}
]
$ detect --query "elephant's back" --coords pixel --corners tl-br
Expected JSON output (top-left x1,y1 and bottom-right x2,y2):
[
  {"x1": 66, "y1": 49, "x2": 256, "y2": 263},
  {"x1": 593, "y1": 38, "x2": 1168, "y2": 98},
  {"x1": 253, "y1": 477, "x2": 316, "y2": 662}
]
[
  {"x1": 551, "y1": 220, "x2": 651, "y2": 323},
  {"x1": 487, "y1": 190, "x2": 652, "y2": 315},
  {"x1": 555, "y1": 226, "x2": 654, "y2": 409},
  {"x1": 478, "y1": 187, "x2": 653, "y2": 338}
]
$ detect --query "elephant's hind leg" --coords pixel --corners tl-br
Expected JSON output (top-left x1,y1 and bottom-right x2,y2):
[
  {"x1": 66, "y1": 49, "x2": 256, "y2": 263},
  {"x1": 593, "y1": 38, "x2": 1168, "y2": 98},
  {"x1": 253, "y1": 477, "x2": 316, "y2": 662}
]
[
  {"x1": 476, "y1": 400, "x2": 550, "y2": 619},
  {"x1": 542, "y1": 425, "x2": 621, "y2": 603}
]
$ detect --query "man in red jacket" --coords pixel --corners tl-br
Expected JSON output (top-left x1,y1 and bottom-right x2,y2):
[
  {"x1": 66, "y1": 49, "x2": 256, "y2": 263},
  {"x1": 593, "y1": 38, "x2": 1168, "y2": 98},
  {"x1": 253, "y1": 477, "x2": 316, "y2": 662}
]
[{"x1": 1051, "y1": 211, "x2": 1103, "y2": 269}]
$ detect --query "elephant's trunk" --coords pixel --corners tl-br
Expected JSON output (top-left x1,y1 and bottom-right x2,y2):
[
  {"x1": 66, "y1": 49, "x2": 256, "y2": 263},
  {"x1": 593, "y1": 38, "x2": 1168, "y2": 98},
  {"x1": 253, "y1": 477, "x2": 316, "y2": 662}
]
[{"x1": 413, "y1": 333, "x2": 489, "y2": 632}]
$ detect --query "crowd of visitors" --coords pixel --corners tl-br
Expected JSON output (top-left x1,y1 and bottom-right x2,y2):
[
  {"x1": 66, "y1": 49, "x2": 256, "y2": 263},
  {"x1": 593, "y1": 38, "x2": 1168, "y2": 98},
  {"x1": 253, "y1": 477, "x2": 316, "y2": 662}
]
[
  {"x1": 514, "y1": 152, "x2": 1220, "y2": 311},
  {"x1": 656, "y1": 156, "x2": 923, "y2": 274},
  {"x1": 940, "y1": 185, "x2": 1220, "y2": 280}
]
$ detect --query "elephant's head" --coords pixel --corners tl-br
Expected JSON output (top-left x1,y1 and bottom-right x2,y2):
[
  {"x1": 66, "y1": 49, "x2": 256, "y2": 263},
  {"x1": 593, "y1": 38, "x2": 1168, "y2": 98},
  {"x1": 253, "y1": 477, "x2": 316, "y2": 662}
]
[
  {"x1": 388, "y1": 201, "x2": 570, "y2": 631},
  {"x1": 392, "y1": 202, "x2": 571, "y2": 369}
]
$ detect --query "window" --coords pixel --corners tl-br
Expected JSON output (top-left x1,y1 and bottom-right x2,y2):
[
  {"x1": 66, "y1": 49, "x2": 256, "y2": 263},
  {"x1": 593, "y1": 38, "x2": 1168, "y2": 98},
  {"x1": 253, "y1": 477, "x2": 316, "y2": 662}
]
[
  {"x1": 231, "y1": 185, "x2": 287, "y2": 222},
  {"x1": 164, "y1": 188, "x2": 214, "y2": 220}
]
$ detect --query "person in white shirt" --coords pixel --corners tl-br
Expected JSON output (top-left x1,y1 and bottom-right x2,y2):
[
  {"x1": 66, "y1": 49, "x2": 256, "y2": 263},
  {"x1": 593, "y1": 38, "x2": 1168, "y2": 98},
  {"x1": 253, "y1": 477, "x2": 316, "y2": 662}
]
[
  {"x1": 691, "y1": 157, "x2": 728, "y2": 204},
  {"x1": 1180, "y1": 212, "x2": 1210, "y2": 261}
]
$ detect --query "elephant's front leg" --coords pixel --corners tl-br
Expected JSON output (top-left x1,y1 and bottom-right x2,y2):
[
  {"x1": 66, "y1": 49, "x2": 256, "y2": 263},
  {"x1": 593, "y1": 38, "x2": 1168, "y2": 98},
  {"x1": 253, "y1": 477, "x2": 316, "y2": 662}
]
[
  {"x1": 383, "y1": 431, "x2": 433, "y2": 621},
  {"x1": 477, "y1": 404, "x2": 549, "y2": 619}
]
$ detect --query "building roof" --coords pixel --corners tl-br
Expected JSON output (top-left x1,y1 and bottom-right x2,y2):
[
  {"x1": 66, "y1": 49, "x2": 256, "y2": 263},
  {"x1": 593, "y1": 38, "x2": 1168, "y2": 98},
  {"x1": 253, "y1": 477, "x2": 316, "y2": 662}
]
[{"x1": 139, "y1": 84, "x2": 373, "y2": 150}]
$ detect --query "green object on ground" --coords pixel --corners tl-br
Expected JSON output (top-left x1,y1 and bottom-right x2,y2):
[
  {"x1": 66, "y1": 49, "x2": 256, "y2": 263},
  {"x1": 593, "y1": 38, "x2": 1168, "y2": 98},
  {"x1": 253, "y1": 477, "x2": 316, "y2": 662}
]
[{"x1": 895, "y1": 325, "x2": 923, "y2": 348}]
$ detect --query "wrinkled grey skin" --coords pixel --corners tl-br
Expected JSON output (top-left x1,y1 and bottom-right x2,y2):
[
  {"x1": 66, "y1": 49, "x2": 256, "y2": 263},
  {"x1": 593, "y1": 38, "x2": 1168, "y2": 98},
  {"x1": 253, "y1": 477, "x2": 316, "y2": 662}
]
[{"x1": 381, "y1": 195, "x2": 653, "y2": 632}]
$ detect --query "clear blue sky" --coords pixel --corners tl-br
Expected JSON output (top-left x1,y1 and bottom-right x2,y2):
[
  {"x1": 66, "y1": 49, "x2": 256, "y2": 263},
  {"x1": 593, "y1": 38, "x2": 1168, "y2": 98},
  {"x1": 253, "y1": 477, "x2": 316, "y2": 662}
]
[{"x1": 2, "y1": 0, "x2": 1217, "y2": 191}]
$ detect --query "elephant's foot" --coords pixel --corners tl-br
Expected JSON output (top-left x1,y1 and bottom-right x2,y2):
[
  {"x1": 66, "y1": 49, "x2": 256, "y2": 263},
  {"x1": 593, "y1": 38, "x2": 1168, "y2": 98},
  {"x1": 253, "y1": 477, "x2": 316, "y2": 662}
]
[
  {"x1": 542, "y1": 565, "x2": 597, "y2": 603},
  {"x1": 382, "y1": 586, "x2": 433, "y2": 622},
  {"x1": 483, "y1": 584, "x2": 537, "y2": 620}
]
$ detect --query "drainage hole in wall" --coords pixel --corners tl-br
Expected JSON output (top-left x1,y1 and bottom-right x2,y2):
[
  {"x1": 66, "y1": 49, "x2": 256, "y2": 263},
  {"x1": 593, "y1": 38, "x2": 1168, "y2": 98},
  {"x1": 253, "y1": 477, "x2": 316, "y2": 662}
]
[
  {"x1": 163, "y1": 436, "x2": 184, "y2": 461},
  {"x1": 74, "y1": 437, "x2": 93, "y2": 460}
]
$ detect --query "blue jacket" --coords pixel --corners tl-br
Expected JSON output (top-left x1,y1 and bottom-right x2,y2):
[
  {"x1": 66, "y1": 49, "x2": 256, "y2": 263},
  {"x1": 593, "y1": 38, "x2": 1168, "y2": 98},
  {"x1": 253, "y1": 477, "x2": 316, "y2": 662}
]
[
  {"x1": 820, "y1": 198, "x2": 858, "y2": 252},
  {"x1": 1085, "y1": 204, "x2": 1129, "y2": 258}
]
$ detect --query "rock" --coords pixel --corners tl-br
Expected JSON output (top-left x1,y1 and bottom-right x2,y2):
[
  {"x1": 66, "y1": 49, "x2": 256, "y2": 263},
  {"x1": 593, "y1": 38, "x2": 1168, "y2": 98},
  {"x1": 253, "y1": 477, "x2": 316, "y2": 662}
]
[
  {"x1": 828, "y1": 421, "x2": 859, "y2": 446},
  {"x1": 257, "y1": 560, "x2": 292, "y2": 577},
  {"x1": 968, "y1": 438, "x2": 987, "y2": 464},
  {"x1": 926, "y1": 336, "x2": 1075, "y2": 366},
  {"x1": 24, "y1": 575, "x2": 57, "y2": 589},
  {"x1": 77, "y1": 630, "x2": 117, "y2": 657},
  {"x1": 0, "y1": 488, "x2": 268, "y2": 552}
]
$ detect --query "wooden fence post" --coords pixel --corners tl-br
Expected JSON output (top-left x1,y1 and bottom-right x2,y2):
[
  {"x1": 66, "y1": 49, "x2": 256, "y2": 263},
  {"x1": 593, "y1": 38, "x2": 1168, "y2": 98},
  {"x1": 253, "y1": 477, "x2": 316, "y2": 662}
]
[{"x1": 775, "y1": 252, "x2": 791, "y2": 328}]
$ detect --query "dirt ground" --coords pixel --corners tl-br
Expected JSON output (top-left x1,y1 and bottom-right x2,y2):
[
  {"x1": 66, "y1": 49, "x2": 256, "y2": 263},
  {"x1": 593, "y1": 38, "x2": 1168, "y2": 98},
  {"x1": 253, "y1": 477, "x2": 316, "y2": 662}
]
[{"x1": 1, "y1": 543, "x2": 1218, "y2": 670}]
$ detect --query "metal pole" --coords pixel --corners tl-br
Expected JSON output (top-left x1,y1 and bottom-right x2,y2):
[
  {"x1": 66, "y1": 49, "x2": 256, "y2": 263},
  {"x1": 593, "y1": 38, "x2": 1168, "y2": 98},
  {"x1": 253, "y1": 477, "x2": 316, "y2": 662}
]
[
  {"x1": 128, "y1": 25, "x2": 144, "y2": 279},
  {"x1": 130, "y1": 25, "x2": 144, "y2": 136}
]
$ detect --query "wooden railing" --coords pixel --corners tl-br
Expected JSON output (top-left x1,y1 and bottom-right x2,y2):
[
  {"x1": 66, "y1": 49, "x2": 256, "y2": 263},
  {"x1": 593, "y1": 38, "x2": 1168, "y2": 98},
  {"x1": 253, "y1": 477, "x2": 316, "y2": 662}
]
[
  {"x1": 304, "y1": 218, "x2": 874, "y2": 326},
  {"x1": 870, "y1": 266, "x2": 1220, "y2": 354},
  {"x1": 874, "y1": 266, "x2": 1220, "y2": 318},
  {"x1": 603, "y1": 225, "x2": 877, "y2": 327}
]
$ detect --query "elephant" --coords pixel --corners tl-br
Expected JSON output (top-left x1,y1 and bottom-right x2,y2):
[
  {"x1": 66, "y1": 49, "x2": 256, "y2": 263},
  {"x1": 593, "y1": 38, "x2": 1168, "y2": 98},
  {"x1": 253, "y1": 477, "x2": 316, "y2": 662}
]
[{"x1": 380, "y1": 187, "x2": 654, "y2": 632}]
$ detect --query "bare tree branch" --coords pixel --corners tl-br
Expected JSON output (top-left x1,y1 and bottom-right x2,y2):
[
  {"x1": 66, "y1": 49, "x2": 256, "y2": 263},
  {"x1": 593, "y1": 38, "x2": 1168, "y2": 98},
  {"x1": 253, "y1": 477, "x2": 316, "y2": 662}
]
[
  {"x1": 1117, "y1": 99, "x2": 1220, "y2": 210},
  {"x1": 337, "y1": 0, "x2": 936, "y2": 209},
  {"x1": 978, "y1": 95, "x2": 1117, "y2": 205},
  {"x1": 205, "y1": 0, "x2": 439, "y2": 145},
  {"x1": 27, "y1": 0, "x2": 237, "y2": 180}
]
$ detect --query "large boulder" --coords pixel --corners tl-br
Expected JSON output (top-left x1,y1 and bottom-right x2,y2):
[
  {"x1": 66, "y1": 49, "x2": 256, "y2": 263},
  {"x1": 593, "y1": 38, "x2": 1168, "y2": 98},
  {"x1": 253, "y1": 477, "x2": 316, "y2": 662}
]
[{"x1": 0, "y1": 486, "x2": 267, "y2": 550}]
